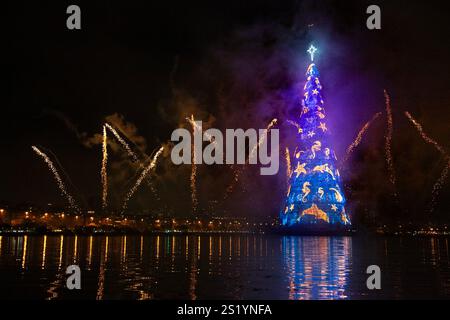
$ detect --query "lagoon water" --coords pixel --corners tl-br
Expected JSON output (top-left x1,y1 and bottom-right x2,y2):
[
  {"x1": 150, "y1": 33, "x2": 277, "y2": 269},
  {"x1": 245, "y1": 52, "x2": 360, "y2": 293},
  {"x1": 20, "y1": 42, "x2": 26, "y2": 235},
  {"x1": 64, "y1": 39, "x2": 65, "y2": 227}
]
[{"x1": 0, "y1": 234, "x2": 449, "y2": 299}]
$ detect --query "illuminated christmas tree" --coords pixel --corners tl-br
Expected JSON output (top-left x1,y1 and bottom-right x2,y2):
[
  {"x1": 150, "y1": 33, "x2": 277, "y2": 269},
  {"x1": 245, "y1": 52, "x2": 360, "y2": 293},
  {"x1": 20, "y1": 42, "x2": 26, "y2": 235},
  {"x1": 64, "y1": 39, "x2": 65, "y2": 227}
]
[{"x1": 280, "y1": 45, "x2": 350, "y2": 227}]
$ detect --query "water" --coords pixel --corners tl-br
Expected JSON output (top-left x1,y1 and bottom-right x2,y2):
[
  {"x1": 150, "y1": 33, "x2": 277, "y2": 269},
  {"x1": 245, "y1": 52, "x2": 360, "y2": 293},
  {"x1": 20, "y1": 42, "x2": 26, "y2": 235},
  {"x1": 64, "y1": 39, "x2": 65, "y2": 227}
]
[{"x1": 0, "y1": 234, "x2": 449, "y2": 299}]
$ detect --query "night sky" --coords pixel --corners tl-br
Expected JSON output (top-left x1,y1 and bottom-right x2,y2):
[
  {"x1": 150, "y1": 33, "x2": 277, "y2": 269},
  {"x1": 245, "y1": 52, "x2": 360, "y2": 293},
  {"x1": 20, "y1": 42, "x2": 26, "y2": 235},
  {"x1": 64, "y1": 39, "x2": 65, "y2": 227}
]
[{"x1": 5, "y1": 0, "x2": 450, "y2": 223}]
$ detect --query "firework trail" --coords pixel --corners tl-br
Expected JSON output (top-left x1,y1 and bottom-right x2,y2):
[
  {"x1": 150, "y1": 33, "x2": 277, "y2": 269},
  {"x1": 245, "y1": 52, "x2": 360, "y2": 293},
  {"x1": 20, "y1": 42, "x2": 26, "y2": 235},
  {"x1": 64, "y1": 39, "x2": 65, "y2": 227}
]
[
  {"x1": 32, "y1": 146, "x2": 80, "y2": 213},
  {"x1": 121, "y1": 148, "x2": 163, "y2": 209},
  {"x1": 190, "y1": 154, "x2": 198, "y2": 213},
  {"x1": 186, "y1": 115, "x2": 215, "y2": 144},
  {"x1": 341, "y1": 112, "x2": 382, "y2": 166},
  {"x1": 105, "y1": 123, "x2": 139, "y2": 162},
  {"x1": 405, "y1": 111, "x2": 450, "y2": 213},
  {"x1": 121, "y1": 146, "x2": 164, "y2": 213},
  {"x1": 224, "y1": 167, "x2": 240, "y2": 199},
  {"x1": 106, "y1": 122, "x2": 161, "y2": 200},
  {"x1": 430, "y1": 160, "x2": 450, "y2": 213},
  {"x1": 248, "y1": 118, "x2": 277, "y2": 163},
  {"x1": 286, "y1": 120, "x2": 301, "y2": 133},
  {"x1": 405, "y1": 112, "x2": 447, "y2": 155},
  {"x1": 144, "y1": 146, "x2": 163, "y2": 202},
  {"x1": 384, "y1": 90, "x2": 396, "y2": 189},
  {"x1": 101, "y1": 126, "x2": 108, "y2": 210},
  {"x1": 224, "y1": 118, "x2": 277, "y2": 200},
  {"x1": 285, "y1": 147, "x2": 292, "y2": 183},
  {"x1": 43, "y1": 147, "x2": 88, "y2": 208},
  {"x1": 187, "y1": 115, "x2": 199, "y2": 213}
]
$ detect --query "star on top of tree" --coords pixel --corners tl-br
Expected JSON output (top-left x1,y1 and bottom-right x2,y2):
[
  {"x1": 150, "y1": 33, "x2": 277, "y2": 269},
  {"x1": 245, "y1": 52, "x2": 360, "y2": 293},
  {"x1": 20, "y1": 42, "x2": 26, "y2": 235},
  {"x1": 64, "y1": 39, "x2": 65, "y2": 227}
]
[{"x1": 307, "y1": 45, "x2": 318, "y2": 61}]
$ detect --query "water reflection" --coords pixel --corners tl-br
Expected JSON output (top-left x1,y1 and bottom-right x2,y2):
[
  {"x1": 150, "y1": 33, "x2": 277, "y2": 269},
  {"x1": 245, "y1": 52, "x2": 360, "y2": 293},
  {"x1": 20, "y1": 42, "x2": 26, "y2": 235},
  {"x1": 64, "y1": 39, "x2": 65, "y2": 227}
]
[
  {"x1": 283, "y1": 236, "x2": 351, "y2": 300},
  {"x1": 87, "y1": 236, "x2": 93, "y2": 268},
  {"x1": 41, "y1": 235, "x2": 47, "y2": 269},
  {"x1": 58, "y1": 235, "x2": 63, "y2": 270},
  {"x1": 0, "y1": 234, "x2": 449, "y2": 299},
  {"x1": 96, "y1": 236, "x2": 107, "y2": 300},
  {"x1": 22, "y1": 235, "x2": 27, "y2": 269},
  {"x1": 73, "y1": 235, "x2": 78, "y2": 263}
]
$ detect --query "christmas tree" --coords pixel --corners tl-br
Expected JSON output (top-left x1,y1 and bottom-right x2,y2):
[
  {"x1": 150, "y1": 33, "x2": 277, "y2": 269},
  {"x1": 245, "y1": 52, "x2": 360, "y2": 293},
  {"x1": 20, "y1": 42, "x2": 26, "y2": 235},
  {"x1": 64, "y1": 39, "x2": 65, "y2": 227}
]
[{"x1": 280, "y1": 45, "x2": 350, "y2": 227}]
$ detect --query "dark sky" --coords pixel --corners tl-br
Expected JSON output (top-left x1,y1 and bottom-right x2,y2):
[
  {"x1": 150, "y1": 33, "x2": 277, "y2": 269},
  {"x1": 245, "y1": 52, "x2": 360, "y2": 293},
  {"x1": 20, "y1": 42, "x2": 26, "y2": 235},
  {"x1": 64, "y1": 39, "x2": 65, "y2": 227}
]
[{"x1": 5, "y1": 0, "x2": 450, "y2": 222}]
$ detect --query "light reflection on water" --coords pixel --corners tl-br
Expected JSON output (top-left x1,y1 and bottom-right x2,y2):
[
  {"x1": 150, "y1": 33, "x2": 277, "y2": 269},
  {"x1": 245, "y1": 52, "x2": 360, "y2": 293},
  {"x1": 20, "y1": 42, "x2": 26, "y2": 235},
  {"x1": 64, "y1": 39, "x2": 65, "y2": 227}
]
[
  {"x1": 0, "y1": 234, "x2": 449, "y2": 299},
  {"x1": 283, "y1": 237, "x2": 351, "y2": 300}
]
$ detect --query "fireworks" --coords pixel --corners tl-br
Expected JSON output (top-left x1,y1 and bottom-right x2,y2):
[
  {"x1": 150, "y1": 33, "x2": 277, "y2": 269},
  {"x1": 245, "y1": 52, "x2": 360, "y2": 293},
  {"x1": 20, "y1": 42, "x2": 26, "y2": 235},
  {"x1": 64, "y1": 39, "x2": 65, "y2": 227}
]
[
  {"x1": 248, "y1": 118, "x2": 277, "y2": 163},
  {"x1": 404, "y1": 112, "x2": 447, "y2": 155},
  {"x1": 224, "y1": 118, "x2": 277, "y2": 199},
  {"x1": 405, "y1": 111, "x2": 450, "y2": 213},
  {"x1": 186, "y1": 115, "x2": 215, "y2": 144},
  {"x1": 121, "y1": 146, "x2": 164, "y2": 213},
  {"x1": 106, "y1": 122, "x2": 162, "y2": 200},
  {"x1": 188, "y1": 115, "x2": 199, "y2": 213},
  {"x1": 341, "y1": 112, "x2": 382, "y2": 165},
  {"x1": 384, "y1": 90, "x2": 396, "y2": 189},
  {"x1": 286, "y1": 120, "x2": 301, "y2": 133},
  {"x1": 190, "y1": 159, "x2": 198, "y2": 213},
  {"x1": 101, "y1": 126, "x2": 108, "y2": 210},
  {"x1": 31, "y1": 146, "x2": 80, "y2": 213},
  {"x1": 430, "y1": 160, "x2": 450, "y2": 213},
  {"x1": 105, "y1": 123, "x2": 139, "y2": 162},
  {"x1": 268, "y1": 118, "x2": 278, "y2": 130},
  {"x1": 186, "y1": 115, "x2": 199, "y2": 130}
]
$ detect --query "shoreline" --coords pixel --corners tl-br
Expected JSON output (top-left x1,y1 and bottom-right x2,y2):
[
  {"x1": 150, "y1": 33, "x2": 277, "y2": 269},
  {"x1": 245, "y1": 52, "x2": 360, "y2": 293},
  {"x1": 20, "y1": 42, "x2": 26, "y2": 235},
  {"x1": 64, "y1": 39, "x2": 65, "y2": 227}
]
[{"x1": 1, "y1": 229, "x2": 449, "y2": 237}]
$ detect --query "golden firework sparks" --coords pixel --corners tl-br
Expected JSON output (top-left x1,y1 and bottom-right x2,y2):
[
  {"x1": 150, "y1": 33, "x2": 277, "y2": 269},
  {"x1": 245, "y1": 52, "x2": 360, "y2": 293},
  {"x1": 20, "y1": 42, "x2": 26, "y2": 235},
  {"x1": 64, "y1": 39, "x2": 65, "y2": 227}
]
[
  {"x1": 101, "y1": 125, "x2": 108, "y2": 210},
  {"x1": 341, "y1": 112, "x2": 382, "y2": 166},
  {"x1": 32, "y1": 146, "x2": 80, "y2": 213},
  {"x1": 248, "y1": 118, "x2": 277, "y2": 163},
  {"x1": 121, "y1": 146, "x2": 164, "y2": 213},
  {"x1": 186, "y1": 115, "x2": 215, "y2": 144},
  {"x1": 430, "y1": 160, "x2": 450, "y2": 212},
  {"x1": 106, "y1": 122, "x2": 161, "y2": 201},
  {"x1": 224, "y1": 118, "x2": 277, "y2": 200},
  {"x1": 105, "y1": 123, "x2": 139, "y2": 162},
  {"x1": 405, "y1": 111, "x2": 450, "y2": 213},
  {"x1": 405, "y1": 111, "x2": 447, "y2": 155},
  {"x1": 188, "y1": 115, "x2": 199, "y2": 213},
  {"x1": 384, "y1": 90, "x2": 396, "y2": 189}
]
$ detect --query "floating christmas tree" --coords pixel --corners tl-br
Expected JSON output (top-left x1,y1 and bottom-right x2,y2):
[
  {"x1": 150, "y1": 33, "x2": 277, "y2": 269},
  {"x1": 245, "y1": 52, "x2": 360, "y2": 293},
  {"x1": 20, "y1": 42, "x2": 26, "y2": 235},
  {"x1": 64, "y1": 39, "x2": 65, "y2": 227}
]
[{"x1": 280, "y1": 45, "x2": 350, "y2": 227}]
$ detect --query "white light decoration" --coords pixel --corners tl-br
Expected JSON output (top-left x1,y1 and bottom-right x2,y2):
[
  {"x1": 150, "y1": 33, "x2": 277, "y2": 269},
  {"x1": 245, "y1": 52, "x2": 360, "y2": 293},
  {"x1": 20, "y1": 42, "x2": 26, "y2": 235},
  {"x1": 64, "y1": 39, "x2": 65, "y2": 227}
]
[{"x1": 307, "y1": 45, "x2": 318, "y2": 61}]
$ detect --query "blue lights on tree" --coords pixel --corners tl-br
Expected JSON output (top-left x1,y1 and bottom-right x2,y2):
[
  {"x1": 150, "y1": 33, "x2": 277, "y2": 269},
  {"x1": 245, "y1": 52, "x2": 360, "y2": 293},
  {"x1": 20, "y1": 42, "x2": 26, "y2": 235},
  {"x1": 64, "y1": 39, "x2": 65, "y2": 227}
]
[{"x1": 280, "y1": 46, "x2": 350, "y2": 227}]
